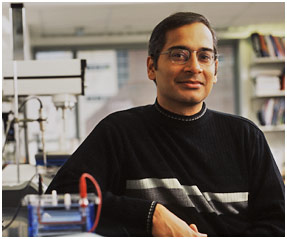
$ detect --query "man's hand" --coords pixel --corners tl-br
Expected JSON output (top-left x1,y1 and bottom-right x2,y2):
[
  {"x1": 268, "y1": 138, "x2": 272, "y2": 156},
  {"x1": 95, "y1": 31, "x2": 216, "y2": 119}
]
[{"x1": 152, "y1": 203, "x2": 207, "y2": 237}]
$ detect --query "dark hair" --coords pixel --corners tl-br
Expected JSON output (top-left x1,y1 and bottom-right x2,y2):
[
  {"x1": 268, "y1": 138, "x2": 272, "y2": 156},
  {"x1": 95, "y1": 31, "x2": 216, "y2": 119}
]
[{"x1": 148, "y1": 12, "x2": 218, "y2": 69}]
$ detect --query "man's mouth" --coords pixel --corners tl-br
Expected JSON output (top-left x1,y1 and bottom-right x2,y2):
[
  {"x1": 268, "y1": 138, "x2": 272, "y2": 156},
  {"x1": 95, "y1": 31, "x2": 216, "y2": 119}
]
[{"x1": 177, "y1": 80, "x2": 204, "y2": 89}]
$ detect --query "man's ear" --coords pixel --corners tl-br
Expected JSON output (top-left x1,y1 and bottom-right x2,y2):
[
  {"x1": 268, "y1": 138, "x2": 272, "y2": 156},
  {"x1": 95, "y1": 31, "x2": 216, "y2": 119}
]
[
  {"x1": 147, "y1": 56, "x2": 156, "y2": 81},
  {"x1": 213, "y1": 59, "x2": 218, "y2": 83}
]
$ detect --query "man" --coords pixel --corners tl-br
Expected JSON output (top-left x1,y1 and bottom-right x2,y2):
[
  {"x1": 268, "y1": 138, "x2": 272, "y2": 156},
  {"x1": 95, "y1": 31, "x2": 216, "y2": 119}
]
[{"x1": 46, "y1": 12, "x2": 285, "y2": 236}]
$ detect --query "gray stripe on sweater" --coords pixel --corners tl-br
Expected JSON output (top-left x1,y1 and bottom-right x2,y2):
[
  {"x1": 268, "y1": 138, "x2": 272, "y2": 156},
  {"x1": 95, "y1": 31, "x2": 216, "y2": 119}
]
[{"x1": 126, "y1": 178, "x2": 248, "y2": 215}]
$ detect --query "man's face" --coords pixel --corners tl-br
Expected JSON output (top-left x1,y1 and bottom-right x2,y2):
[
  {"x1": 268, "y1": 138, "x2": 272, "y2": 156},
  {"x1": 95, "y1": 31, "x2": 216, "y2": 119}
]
[{"x1": 147, "y1": 23, "x2": 218, "y2": 115}]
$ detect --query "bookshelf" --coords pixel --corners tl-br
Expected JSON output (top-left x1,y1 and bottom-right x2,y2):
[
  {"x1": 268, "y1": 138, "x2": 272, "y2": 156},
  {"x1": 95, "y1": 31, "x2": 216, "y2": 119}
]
[
  {"x1": 250, "y1": 58, "x2": 285, "y2": 128},
  {"x1": 252, "y1": 57, "x2": 285, "y2": 64},
  {"x1": 259, "y1": 124, "x2": 285, "y2": 133},
  {"x1": 238, "y1": 35, "x2": 285, "y2": 175},
  {"x1": 252, "y1": 58, "x2": 284, "y2": 175},
  {"x1": 252, "y1": 90, "x2": 285, "y2": 98}
]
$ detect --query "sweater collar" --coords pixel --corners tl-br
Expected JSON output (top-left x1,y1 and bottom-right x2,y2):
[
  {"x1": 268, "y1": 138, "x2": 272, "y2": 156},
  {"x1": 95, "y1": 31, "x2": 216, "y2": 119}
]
[{"x1": 154, "y1": 99, "x2": 207, "y2": 122}]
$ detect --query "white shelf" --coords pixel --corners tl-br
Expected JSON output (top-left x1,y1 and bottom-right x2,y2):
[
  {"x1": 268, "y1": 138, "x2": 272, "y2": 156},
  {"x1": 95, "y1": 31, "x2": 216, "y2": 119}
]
[
  {"x1": 259, "y1": 125, "x2": 285, "y2": 132},
  {"x1": 253, "y1": 90, "x2": 285, "y2": 98},
  {"x1": 252, "y1": 57, "x2": 285, "y2": 64}
]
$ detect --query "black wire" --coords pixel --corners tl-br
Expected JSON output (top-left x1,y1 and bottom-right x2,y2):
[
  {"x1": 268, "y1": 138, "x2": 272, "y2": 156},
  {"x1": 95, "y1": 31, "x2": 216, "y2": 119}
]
[
  {"x1": 18, "y1": 95, "x2": 43, "y2": 112},
  {"x1": 2, "y1": 173, "x2": 38, "y2": 231},
  {"x1": 2, "y1": 97, "x2": 44, "y2": 230},
  {"x1": 2, "y1": 96, "x2": 44, "y2": 159},
  {"x1": 2, "y1": 96, "x2": 43, "y2": 154},
  {"x1": 2, "y1": 116, "x2": 15, "y2": 154}
]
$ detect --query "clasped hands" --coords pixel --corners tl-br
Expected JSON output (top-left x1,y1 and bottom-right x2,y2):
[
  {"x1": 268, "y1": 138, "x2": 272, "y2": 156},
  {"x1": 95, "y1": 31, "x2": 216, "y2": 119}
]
[{"x1": 152, "y1": 203, "x2": 208, "y2": 237}]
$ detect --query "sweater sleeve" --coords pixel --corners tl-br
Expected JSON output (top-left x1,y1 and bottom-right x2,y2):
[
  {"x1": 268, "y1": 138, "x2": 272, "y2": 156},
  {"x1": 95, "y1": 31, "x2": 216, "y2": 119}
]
[
  {"x1": 46, "y1": 118, "x2": 156, "y2": 236},
  {"x1": 243, "y1": 130, "x2": 285, "y2": 236}
]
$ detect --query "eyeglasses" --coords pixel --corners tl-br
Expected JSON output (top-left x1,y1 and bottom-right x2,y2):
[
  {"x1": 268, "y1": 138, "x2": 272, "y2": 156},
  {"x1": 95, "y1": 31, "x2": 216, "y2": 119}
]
[{"x1": 160, "y1": 48, "x2": 217, "y2": 66}]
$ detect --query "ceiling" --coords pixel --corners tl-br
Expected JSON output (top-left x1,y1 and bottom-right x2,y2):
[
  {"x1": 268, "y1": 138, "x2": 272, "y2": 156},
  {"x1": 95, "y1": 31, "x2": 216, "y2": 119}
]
[{"x1": 2, "y1": 2, "x2": 285, "y2": 47}]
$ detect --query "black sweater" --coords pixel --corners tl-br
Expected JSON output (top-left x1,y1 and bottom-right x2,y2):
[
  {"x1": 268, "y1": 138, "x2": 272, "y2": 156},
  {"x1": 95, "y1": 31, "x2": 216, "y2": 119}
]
[{"x1": 46, "y1": 101, "x2": 285, "y2": 236}]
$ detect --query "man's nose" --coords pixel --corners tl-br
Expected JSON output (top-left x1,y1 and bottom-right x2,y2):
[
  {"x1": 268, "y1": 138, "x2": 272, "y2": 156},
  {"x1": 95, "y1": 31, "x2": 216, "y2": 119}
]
[{"x1": 183, "y1": 52, "x2": 203, "y2": 73}]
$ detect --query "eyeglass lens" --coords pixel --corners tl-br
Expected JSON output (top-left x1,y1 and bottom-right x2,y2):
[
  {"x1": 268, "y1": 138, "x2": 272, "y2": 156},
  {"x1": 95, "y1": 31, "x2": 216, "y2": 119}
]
[{"x1": 169, "y1": 49, "x2": 215, "y2": 65}]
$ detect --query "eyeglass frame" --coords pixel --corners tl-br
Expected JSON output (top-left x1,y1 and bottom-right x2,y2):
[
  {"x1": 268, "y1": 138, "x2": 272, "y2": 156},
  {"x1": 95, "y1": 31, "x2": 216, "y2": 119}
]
[{"x1": 160, "y1": 46, "x2": 219, "y2": 66}]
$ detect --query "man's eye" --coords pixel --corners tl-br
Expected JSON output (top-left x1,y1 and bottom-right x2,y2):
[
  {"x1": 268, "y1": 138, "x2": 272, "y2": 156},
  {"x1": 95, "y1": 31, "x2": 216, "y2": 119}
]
[
  {"x1": 171, "y1": 51, "x2": 188, "y2": 60},
  {"x1": 172, "y1": 53, "x2": 185, "y2": 58},
  {"x1": 198, "y1": 53, "x2": 213, "y2": 62}
]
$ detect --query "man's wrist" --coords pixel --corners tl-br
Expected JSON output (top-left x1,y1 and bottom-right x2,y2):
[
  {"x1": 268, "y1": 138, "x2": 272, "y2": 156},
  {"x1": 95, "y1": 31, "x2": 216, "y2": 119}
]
[
  {"x1": 152, "y1": 203, "x2": 170, "y2": 236},
  {"x1": 147, "y1": 201, "x2": 158, "y2": 235}
]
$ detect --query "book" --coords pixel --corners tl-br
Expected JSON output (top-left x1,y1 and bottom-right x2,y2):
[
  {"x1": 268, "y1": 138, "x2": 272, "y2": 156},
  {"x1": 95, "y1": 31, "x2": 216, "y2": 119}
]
[
  {"x1": 273, "y1": 36, "x2": 285, "y2": 57},
  {"x1": 265, "y1": 35, "x2": 276, "y2": 57},
  {"x1": 257, "y1": 98, "x2": 285, "y2": 126},
  {"x1": 258, "y1": 34, "x2": 270, "y2": 57},
  {"x1": 255, "y1": 75, "x2": 281, "y2": 95},
  {"x1": 270, "y1": 35, "x2": 279, "y2": 57},
  {"x1": 282, "y1": 76, "x2": 285, "y2": 90},
  {"x1": 277, "y1": 99, "x2": 285, "y2": 125},
  {"x1": 264, "y1": 98, "x2": 275, "y2": 125},
  {"x1": 250, "y1": 33, "x2": 285, "y2": 58},
  {"x1": 251, "y1": 33, "x2": 263, "y2": 57}
]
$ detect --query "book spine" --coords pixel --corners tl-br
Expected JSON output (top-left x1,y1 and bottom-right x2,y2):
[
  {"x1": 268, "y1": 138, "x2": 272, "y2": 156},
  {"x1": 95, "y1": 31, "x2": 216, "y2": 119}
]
[
  {"x1": 273, "y1": 36, "x2": 284, "y2": 57},
  {"x1": 257, "y1": 98, "x2": 285, "y2": 126},
  {"x1": 251, "y1": 33, "x2": 263, "y2": 57},
  {"x1": 258, "y1": 34, "x2": 270, "y2": 57},
  {"x1": 265, "y1": 35, "x2": 276, "y2": 57},
  {"x1": 282, "y1": 75, "x2": 285, "y2": 90},
  {"x1": 269, "y1": 35, "x2": 279, "y2": 57}
]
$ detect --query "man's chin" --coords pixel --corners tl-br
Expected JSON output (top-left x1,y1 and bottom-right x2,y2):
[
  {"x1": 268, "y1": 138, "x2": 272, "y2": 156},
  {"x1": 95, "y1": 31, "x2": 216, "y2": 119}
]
[{"x1": 176, "y1": 94, "x2": 205, "y2": 106}]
